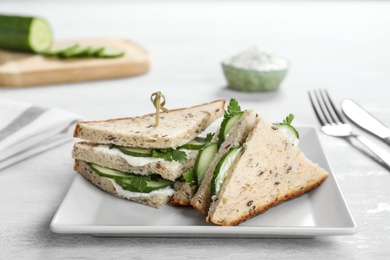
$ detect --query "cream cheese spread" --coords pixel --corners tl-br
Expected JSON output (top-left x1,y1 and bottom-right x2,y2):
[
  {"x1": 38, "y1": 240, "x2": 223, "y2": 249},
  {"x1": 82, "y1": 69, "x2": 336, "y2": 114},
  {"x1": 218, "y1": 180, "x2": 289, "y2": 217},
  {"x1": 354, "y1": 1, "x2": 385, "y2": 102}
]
[
  {"x1": 225, "y1": 46, "x2": 288, "y2": 71},
  {"x1": 93, "y1": 145, "x2": 166, "y2": 166},
  {"x1": 93, "y1": 145, "x2": 194, "y2": 167}
]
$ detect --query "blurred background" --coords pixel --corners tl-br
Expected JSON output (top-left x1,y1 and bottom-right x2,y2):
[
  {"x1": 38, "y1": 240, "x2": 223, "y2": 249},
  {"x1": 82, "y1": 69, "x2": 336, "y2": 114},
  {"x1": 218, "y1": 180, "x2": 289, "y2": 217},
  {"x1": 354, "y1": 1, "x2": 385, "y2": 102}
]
[{"x1": 1, "y1": 0, "x2": 389, "y2": 122}]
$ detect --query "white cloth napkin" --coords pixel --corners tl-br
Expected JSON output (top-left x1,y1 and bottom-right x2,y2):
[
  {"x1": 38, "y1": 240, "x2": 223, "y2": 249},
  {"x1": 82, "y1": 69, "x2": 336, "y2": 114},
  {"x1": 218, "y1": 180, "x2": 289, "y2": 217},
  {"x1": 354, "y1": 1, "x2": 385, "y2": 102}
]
[{"x1": 0, "y1": 98, "x2": 83, "y2": 170}]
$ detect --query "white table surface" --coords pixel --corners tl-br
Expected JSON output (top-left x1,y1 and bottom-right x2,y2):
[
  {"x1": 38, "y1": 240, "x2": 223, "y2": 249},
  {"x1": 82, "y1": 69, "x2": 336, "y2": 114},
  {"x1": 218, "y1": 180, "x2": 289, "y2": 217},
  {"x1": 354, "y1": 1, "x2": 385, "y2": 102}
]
[{"x1": 1, "y1": 0, "x2": 389, "y2": 259}]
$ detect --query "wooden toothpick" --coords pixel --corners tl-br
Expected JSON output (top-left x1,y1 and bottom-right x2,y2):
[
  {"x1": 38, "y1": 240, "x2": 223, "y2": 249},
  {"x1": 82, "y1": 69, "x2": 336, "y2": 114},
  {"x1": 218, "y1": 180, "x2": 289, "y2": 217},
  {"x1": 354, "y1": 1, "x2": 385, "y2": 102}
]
[{"x1": 150, "y1": 91, "x2": 170, "y2": 127}]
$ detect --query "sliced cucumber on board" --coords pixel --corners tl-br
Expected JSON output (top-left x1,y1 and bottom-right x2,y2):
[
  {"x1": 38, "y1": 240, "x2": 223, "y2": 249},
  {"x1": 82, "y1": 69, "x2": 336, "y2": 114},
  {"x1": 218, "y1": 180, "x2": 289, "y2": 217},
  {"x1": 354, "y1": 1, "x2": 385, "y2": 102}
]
[
  {"x1": 210, "y1": 147, "x2": 242, "y2": 196},
  {"x1": 0, "y1": 15, "x2": 52, "y2": 53},
  {"x1": 41, "y1": 44, "x2": 78, "y2": 56},
  {"x1": 96, "y1": 48, "x2": 125, "y2": 58},
  {"x1": 193, "y1": 141, "x2": 218, "y2": 184},
  {"x1": 42, "y1": 45, "x2": 124, "y2": 59},
  {"x1": 57, "y1": 45, "x2": 83, "y2": 58},
  {"x1": 0, "y1": 15, "x2": 125, "y2": 59},
  {"x1": 86, "y1": 46, "x2": 104, "y2": 56}
]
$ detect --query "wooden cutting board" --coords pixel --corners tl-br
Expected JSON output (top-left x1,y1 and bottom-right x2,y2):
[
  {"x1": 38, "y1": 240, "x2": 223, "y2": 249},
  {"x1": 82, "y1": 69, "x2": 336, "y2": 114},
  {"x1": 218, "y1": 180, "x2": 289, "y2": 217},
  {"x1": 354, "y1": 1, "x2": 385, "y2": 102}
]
[{"x1": 0, "y1": 38, "x2": 150, "y2": 87}]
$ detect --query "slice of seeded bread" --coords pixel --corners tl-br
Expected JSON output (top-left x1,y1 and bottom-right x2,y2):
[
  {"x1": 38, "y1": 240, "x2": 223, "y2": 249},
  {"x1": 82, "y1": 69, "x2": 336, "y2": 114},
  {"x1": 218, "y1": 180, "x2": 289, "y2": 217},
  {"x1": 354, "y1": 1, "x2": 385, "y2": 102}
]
[
  {"x1": 207, "y1": 116, "x2": 329, "y2": 226},
  {"x1": 170, "y1": 182, "x2": 197, "y2": 206},
  {"x1": 190, "y1": 109, "x2": 259, "y2": 214},
  {"x1": 74, "y1": 160, "x2": 174, "y2": 208},
  {"x1": 74, "y1": 100, "x2": 225, "y2": 149},
  {"x1": 72, "y1": 142, "x2": 198, "y2": 181}
]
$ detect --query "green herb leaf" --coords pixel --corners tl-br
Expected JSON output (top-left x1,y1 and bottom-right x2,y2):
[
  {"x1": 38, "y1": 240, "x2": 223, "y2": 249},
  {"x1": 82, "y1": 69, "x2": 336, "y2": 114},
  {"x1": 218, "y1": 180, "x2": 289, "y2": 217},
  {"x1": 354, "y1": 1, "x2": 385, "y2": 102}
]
[
  {"x1": 283, "y1": 114, "x2": 294, "y2": 125},
  {"x1": 194, "y1": 132, "x2": 214, "y2": 144},
  {"x1": 152, "y1": 149, "x2": 188, "y2": 163},
  {"x1": 274, "y1": 113, "x2": 299, "y2": 139},
  {"x1": 205, "y1": 132, "x2": 214, "y2": 142},
  {"x1": 275, "y1": 113, "x2": 295, "y2": 126},
  {"x1": 130, "y1": 175, "x2": 151, "y2": 192},
  {"x1": 181, "y1": 168, "x2": 196, "y2": 187},
  {"x1": 225, "y1": 98, "x2": 241, "y2": 117}
]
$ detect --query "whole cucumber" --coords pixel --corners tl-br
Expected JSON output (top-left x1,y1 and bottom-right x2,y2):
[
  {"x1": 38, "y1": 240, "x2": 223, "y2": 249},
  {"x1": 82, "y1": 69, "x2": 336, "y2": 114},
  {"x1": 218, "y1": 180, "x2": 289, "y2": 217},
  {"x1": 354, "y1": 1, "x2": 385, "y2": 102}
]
[{"x1": 0, "y1": 14, "x2": 53, "y2": 53}]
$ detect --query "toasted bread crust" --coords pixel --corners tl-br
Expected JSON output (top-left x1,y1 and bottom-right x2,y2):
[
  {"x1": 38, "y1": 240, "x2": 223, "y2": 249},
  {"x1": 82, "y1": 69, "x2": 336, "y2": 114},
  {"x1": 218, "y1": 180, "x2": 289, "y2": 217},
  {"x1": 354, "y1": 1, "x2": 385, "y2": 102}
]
[{"x1": 73, "y1": 100, "x2": 225, "y2": 149}]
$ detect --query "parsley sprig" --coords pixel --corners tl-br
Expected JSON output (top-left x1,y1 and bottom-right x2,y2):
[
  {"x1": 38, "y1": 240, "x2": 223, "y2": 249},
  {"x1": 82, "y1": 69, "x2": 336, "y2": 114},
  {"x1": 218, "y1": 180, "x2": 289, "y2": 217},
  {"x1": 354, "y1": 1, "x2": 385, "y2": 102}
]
[
  {"x1": 194, "y1": 132, "x2": 214, "y2": 144},
  {"x1": 152, "y1": 149, "x2": 188, "y2": 164},
  {"x1": 225, "y1": 98, "x2": 242, "y2": 117},
  {"x1": 274, "y1": 113, "x2": 299, "y2": 139},
  {"x1": 129, "y1": 175, "x2": 151, "y2": 192},
  {"x1": 181, "y1": 168, "x2": 196, "y2": 187},
  {"x1": 204, "y1": 132, "x2": 214, "y2": 142},
  {"x1": 281, "y1": 114, "x2": 294, "y2": 125}
]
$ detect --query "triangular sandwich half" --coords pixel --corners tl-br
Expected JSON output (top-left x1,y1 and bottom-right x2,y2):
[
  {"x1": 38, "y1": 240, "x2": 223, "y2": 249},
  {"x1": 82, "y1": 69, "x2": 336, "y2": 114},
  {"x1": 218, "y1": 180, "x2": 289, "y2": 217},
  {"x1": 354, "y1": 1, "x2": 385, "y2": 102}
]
[
  {"x1": 206, "y1": 115, "x2": 329, "y2": 225},
  {"x1": 72, "y1": 100, "x2": 225, "y2": 208},
  {"x1": 74, "y1": 100, "x2": 225, "y2": 149}
]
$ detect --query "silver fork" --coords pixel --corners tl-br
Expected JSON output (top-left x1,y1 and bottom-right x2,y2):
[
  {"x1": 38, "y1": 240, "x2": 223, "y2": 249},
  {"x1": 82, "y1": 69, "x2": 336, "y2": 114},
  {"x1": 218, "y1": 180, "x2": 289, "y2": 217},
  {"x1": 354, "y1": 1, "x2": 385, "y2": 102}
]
[{"x1": 309, "y1": 89, "x2": 390, "y2": 169}]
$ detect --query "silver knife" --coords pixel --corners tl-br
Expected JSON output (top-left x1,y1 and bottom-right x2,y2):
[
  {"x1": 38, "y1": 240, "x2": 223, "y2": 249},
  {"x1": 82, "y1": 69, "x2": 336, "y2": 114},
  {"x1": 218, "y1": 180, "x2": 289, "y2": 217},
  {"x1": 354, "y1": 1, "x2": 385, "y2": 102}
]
[{"x1": 341, "y1": 99, "x2": 390, "y2": 145}]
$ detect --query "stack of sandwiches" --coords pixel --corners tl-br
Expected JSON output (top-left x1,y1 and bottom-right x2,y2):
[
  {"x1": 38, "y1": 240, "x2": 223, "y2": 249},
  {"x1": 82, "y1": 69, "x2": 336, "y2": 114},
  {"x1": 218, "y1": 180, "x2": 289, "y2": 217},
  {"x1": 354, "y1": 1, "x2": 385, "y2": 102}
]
[
  {"x1": 72, "y1": 100, "x2": 225, "y2": 208},
  {"x1": 71, "y1": 98, "x2": 329, "y2": 226}
]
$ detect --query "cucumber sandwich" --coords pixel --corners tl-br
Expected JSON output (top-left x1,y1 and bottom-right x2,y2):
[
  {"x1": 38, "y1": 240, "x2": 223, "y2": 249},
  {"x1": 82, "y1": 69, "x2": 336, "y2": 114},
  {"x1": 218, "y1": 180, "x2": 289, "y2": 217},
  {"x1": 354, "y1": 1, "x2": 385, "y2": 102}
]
[
  {"x1": 72, "y1": 100, "x2": 225, "y2": 208},
  {"x1": 187, "y1": 99, "x2": 329, "y2": 226}
]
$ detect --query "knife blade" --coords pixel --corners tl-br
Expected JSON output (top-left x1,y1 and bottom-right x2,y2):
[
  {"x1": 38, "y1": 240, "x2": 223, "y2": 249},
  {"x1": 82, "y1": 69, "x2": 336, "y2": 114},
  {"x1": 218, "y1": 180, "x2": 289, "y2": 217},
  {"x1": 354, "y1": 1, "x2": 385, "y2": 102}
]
[{"x1": 341, "y1": 99, "x2": 390, "y2": 145}]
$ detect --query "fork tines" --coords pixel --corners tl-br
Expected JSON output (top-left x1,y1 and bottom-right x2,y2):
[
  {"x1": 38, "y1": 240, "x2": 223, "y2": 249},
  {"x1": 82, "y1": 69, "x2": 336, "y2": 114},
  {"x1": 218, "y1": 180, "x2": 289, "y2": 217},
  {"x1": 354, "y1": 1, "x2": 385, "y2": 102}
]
[{"x1": 308, "y1": 89, "x2": 345, "y2": 126}]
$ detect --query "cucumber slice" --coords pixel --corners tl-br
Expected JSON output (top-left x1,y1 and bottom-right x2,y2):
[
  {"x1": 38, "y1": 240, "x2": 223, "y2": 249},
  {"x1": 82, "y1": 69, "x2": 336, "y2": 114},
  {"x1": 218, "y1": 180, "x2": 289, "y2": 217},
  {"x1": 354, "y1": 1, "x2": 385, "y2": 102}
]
[
  {"x1": 275, "y1": 124, "x2": 300, "y2": 146},
  {"x1": 211, "y1": 147, "x2": 242, "y2": 196},
  {"x1": 193, "y1": 141, "x2": 218, "y2": 184},
  {"x1": 0, "y1": 15, "x2": 52, "y2": 53},
  {"x1": 87, "y1": 46, "x2": 104, "y2": 56},
  {"x1": 116, "y1": 176, "x2": 172, "y2": 193},
  {"x1": 90, "y1": 163, "x2": 132, "y2": 180},
  {"x1": 89, "y1": 163, "x2": 172, "y2": 193},
  {"x1": 117, "y1": 147, "x2": 153, "y2": 157},
  {"x1": 41, "y1": 44, "x2": 78, "y2": 56},
  {"x1": 180, "y1": 139, "x2": 205, "y2": 150},
  {"x1": 58, "y1": 45, "x2": 92, "y2": 58},
  {"x1": 180, "y1": 134, "x2": 215, "y2": 150},
  {"x1": 72, "y1": 46, "x2": 91, "y2": 57},
  {"x1": 96, "y1": 48, "x2": 125, "y2": 58},
  {"x1": 218, "y1": 112, "x2": 244, "y2": 146},
  {"x1": 56, "y1": 44, "x2": 79, "y2": 57}
]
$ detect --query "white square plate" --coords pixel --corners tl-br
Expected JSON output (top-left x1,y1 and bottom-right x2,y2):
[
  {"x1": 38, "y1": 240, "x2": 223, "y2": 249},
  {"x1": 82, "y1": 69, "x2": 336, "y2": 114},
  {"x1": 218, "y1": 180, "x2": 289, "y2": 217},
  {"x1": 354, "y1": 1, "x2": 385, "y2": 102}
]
[{"x1": 50, "y1": 127, "x2": 357, "y2": 238}]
